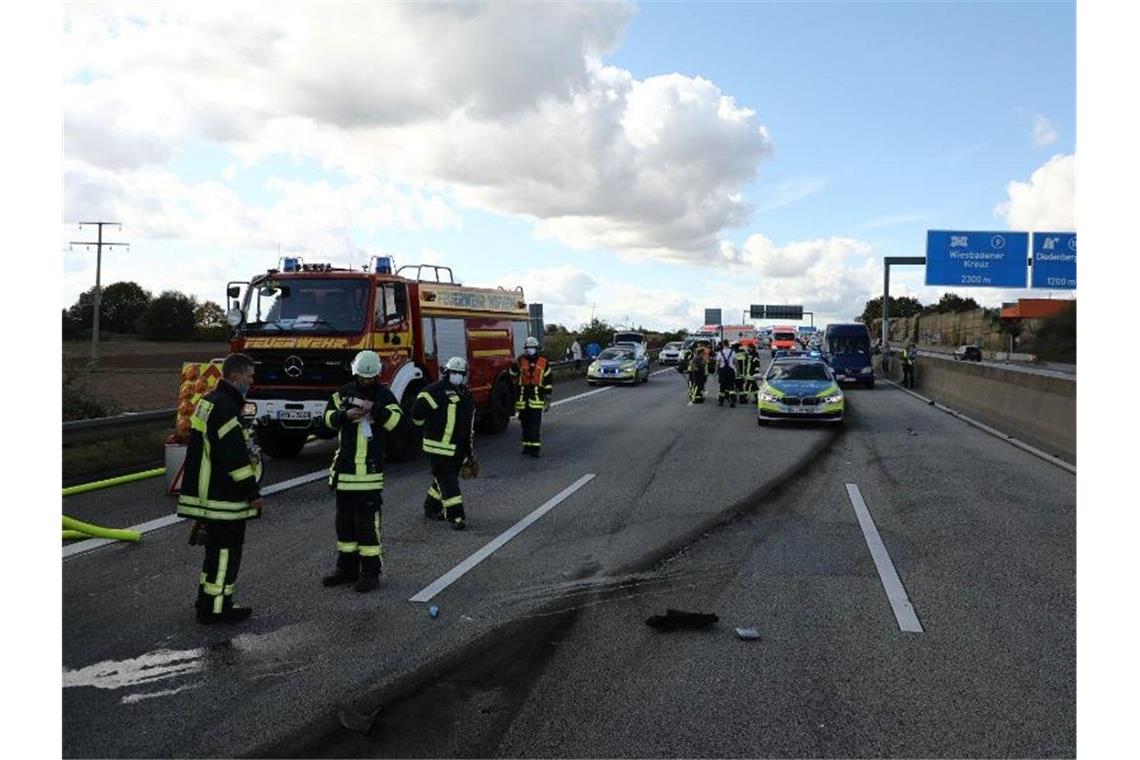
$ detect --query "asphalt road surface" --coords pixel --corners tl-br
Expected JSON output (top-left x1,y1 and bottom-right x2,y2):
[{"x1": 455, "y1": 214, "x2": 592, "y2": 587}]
[{"x1": 62, "y1": 367, "x2": 1074, "y2": 758}]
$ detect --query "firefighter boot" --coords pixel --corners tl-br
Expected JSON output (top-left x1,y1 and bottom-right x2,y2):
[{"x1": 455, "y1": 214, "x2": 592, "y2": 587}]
[
  {"x1": 322, "y1": 551, "x2": 359, "y2": 587},
  {"x1": 355, "y1": 553, "x2": 381, "y2": 592}
]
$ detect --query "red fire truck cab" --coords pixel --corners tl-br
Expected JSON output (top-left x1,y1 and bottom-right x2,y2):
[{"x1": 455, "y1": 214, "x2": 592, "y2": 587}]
[{"x1": 224, "y1": 256, "x2": 530, "y2": 461}]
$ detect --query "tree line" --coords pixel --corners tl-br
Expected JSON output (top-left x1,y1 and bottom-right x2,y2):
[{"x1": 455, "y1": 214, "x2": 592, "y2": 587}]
[
  {"x1": 62, "y1": 281, "x2": 227, "y2": 342},
  {"x1": 856, "y1": 292, "x2": 983, "y2": 324}
]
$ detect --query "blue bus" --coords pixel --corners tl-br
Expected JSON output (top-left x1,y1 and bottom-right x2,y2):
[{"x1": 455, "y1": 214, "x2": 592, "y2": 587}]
[{"x1": 822, "y1": 323, "x2": 875, "y2": 388}]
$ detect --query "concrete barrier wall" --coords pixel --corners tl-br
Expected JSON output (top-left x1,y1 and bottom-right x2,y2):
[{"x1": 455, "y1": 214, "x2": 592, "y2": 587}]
[{"x1": 875, "y1": 354, "x2": 1075, "y2": 463}]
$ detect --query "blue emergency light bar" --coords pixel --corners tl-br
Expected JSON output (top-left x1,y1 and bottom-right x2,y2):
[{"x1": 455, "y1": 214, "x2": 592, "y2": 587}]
[
  {"x1": 282, "y1": 257, "x2": 301, "y2": 272},
  {"x1": 372, "y1": 255, "x2": 394, "y2": 274}
]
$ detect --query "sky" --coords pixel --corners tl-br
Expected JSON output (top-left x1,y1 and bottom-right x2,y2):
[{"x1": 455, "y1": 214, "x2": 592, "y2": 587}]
[{"x1": 60, "y1": 1, "x2": 1076, "y2": 331}]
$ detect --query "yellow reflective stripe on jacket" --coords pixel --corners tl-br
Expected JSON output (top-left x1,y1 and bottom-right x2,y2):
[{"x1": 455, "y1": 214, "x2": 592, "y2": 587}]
[
  {"x1": 353, "y1": 421, "x2": 368, "y2": 476},
  {"x1": 382, "y1": 404, "x2": 402, "y2": 431},
  {"x1": 217, "y1": 417, "x2": 240, "y2": 439},
  {"x1": 228, "y1": 464, "x2": 255, "y2": 481},
  {"x1": 417, "y1": 391, "x2": 439, "y2": 410},
  {"x1": 324, "y1": 392, "x2": 342, "y2": 427},
  {"x1": 423, "y1": 440, "x2": 457, "y2": 455},
  {"x1": 177, "y1": 494, "x2": 255, "y2": 511},
  {"x1": 337, "y1": 472, "x2": 384, "y2": 483},
  {"x1": 337, "y1": 480, "x2": 384, "y2": 492}
]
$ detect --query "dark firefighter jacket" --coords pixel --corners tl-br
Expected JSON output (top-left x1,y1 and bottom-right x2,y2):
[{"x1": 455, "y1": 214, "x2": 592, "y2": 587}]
[
  {"x1": 411, "y1": 379, "x2": 475, "y2": 459},
  {"x1": 509, "y1": 354, "x2": 553, "y2": 410},
  {"x1": 323, "y1": 380, "x2": 403, "y2": 491},
  {"x1": 176, "y1": 381, "x2": 261, "y2": 522}
]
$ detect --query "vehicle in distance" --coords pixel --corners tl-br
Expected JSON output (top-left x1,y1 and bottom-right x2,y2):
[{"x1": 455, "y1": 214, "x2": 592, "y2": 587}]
[
  {"x1": 822, "y1": 323, "x2": 875, "y2": 389},
  {"x1": 659, "y1": 341, "x2": 684, "y2": 365},
  {"x1": 954, "y1": 345, "x2": 982, "y2": 362},
  {"x1": 756, "y1": 358, "x2": 844, "y2": 426},
  {"x1": 770, "y1": 325, "x2": 798, "y2": 355},
  {"x1": 587, "y1": 346, "x2": 650, "y2": 385}
]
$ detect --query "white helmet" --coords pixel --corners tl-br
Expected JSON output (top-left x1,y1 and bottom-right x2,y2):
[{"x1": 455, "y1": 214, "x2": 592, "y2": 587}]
[
  {"x1": 444, "y1": 356, "x2": 468, "y2": 374},
  {"x1": 525, "y1": 336, "x2": 540, "y2": 349},
  {"x1": 351, "y1": 350, "x2": 382, "y2": 378}
]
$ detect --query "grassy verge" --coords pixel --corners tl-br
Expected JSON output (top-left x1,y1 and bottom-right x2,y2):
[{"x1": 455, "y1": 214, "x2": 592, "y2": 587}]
[{"x1": 62, "y1": 429, "x2": 170, "y2": 486}]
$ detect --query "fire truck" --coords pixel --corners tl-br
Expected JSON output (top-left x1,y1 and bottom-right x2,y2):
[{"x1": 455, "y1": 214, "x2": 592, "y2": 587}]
[{"x1": 216, "y1": 256, "x2": 530, "y2": 461}]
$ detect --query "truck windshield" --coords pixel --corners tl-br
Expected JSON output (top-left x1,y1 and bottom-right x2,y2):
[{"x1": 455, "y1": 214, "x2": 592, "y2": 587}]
[
  {"x1": 242, "y1": 278, "x2": 370, "y2": 334},
  {"x1": 774, "y1": 331, "x2": 796, "y2": 342}
]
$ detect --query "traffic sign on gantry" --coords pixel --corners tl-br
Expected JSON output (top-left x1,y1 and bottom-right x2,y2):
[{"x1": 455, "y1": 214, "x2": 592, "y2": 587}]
[
  {"x1": 758, "y1": 305, "x2": 803, "y2": 320},
  {"x1": 704, "y1": 308, "x2": 722, "y2": 325},
  {"x1": 925, "y1": 230, "x2": 1029, "y2": 288},
  {"x1": 1030, "y1": 232, "x2": 1076, "y2": 290}
]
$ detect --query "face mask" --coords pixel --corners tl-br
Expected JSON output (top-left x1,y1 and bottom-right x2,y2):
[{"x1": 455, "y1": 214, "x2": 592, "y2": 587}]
[
  {"x1": 448, "y1": 373, "x2": 466, "y2": 386},
  {"x1": 526, "y1": 348, "x2": 537, "y2": 356},
  {"x1": 235, "y1": 381, "x2": 250, "y2": 397}
]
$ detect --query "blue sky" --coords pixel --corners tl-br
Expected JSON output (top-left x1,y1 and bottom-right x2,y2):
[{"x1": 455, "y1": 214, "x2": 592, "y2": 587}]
[{"x1": 61, "y1": 1, "x2": 1075, "y2": 329}]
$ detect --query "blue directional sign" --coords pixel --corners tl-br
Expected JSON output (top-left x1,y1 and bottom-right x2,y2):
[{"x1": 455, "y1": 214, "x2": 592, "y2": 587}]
[
  {"x1": 925, "y1": 230, "x2": 1029, "y2": 288},
  {"x1": 1030, "y1": 232, "x2": 1076, "y2": 290}
]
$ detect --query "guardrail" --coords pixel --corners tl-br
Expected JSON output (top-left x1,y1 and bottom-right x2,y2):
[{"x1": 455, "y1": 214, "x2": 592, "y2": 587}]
[
  {"x1": 62, "y1": 349, "x2": 663, "y2": 444},
  {"x1": 63, "y1": 409, "x2": 176, "y2": 446}
]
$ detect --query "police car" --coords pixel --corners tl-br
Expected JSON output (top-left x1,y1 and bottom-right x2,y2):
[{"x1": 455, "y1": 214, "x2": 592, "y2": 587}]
[{"x1": 756, "y1": 357, "x2": 844, "y2": 426}]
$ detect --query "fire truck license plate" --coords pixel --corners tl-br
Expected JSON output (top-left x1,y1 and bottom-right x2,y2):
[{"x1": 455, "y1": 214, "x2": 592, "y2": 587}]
[{"x1": 279, "y1": 410, "x2": 311, "y2": 421}]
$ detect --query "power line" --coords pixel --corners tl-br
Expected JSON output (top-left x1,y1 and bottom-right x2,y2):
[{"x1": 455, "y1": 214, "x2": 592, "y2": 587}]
[{"x1": 69, "y1": 222, "x2": 129, "y2": 366}]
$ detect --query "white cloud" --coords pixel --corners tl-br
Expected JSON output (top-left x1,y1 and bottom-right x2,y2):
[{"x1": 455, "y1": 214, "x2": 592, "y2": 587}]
[
  {"x1": 494, "y1": 266, "x2": 598, "y2": 307},
  {"x1": 995, "y1": 153, "x2": 1075, "y2": 231},
  {"x1": 1031, "y1": 113, "x2": 1060, "y2": 147},
  {"x1": 857, "y1": 212, "x2": 931, "y2": 230},
  {"x1": 63, "y1": 2, "x2": 772, "y2": 265},
  {"x1": 63, "y1": 161, "x2": 461, "y2": 255}
]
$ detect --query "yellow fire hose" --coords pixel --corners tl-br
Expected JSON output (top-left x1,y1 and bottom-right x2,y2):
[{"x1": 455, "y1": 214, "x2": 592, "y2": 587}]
[
  {"x1": 62, "y1": 467, "x2": 166, "y2": 498},
  {"x1": 62, "y1": 515, "x2": 141, "y2": 543},
  {"x1": 62, "y1": 530, "x2": 88, "y2": 541}
]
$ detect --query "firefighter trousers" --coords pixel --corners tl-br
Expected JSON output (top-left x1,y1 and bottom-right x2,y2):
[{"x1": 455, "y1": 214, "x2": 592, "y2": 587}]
[
  {"x1": 519, "y1": 408, "x2": 543, "y2": 451},
  {"x1": 424, "y1": 454, "x2": 465, "y2": 523},
  {"x1": 902, "y1": 363, "x2": 915, "y2": 388},
  {"x1": 195, "y1": 520, "x2": 246, "y2": 617},
  {"x1": 718, "y1": 368, "x2": 737, "y2": 405},
  {"x1": 688, "y1": 371, "x2": 706, "y2": 402},
  {"x1": 334, "y1": 489, "x2": 383, "y2": 578}
]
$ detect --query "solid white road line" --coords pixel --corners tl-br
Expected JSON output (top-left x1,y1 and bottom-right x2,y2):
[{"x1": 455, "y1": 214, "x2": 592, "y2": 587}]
[
  {"x1": 63, "y1": 470, "x2": 330, "y2": 560},
  {"x1": 844, "y1": 483, "x2": 924, "y2": 633},
  {"x1": 409, "y1": 473, "x2": 596, "y2": 603},
  {"x1": 882, "y1": 377, "x2": 1075, "y2": 474}
]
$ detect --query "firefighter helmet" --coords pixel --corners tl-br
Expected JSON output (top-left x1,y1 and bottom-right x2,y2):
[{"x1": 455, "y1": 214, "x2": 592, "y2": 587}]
[
  {"x1": 444, "y1": 356, "x2": 468, "y2": 374},
  {"x1": 524, "y1": 337, "x2": 540, "y2": 349},
  {"x1": 351, "y1": 350, "x2": 382, "y2": 378}
]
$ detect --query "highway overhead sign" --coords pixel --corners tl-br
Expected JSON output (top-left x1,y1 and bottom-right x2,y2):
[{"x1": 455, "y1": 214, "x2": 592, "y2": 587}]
[
  {"x1": 925, "y1": 230, "x2": 1029, "y2": 288},
  {"x1": 749, "y1": 304, "x2": 764, "y2": 319},
  {"x1": 704, "y1": 308, "x2": 722, "y2": 325},
  {"x1": 761, "y1": 305, "x2": 804, "y2": 320},
  {"x1": 1030, "y1": 232, "x2": 1076, "y2": 290}
]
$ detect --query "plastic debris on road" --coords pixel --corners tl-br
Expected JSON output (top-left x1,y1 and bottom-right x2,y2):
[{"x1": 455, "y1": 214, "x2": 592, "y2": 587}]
[
  {"x1": 734, "y1": 627, "x2": 761, "y2": 640},
  {"x1": 645, "y1": 608, "x2": 719, "y2": 631},
  {"x1": 338, "y1": 706, "x2": 381, "y2": 734},
  {"x1": 429, "y1": 605, "x2": 439, "y2": 618}
]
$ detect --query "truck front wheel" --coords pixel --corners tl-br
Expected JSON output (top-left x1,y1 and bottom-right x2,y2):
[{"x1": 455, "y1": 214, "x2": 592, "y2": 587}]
[{"x1": 477, "y1": 375, "x2": 514, "y2": 434}]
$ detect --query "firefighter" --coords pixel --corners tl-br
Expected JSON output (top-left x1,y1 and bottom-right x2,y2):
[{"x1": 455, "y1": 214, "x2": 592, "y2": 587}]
[
  {"x1": 320, "y1": 350, "x2": 403, "y2": 593},
  {"x1": 686, "y1": 343, "x2": 708, "y2": 403},
  {"x1": 733, "y1": 342, "x2": 749, "y2": 406},
  {"x1": 901, "y1": 341, "x2": 918, "y2": 388},
  {"x1": 412, "y1": 356, "x2": 476, "y2": 530},
  {"x1": 715, "y1": 340, "x2": 737, "y2": 407},
  {"x1": 509, "y1": 336, "x2": 552, "y2": 457},
  {"x1": 743, "y1": 342, "x2": 762, "y2": 403},
  {"x1": 177, "y1": 353, "x2": 263, "y2": 625}
]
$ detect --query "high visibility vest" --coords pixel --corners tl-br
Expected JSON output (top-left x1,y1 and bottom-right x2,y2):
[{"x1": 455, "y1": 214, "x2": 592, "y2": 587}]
[{"x1": 517, "y1": 356, "x2": 548, "y2": 386}]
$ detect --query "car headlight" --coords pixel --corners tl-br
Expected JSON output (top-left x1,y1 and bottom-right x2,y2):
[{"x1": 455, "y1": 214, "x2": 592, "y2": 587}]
[
  {"x1": 620, "y1": 362, "x2": 635, "y2": 371},
  {"x1": 860, "y1": 367, "x2": 872, "y2": 374},
  {"x1": 588, "y1": 362, "x2": 600, "y2": 372},
  {"x1": 823, "y1": 393, "x2": 843, "y2": 404},
  {"x1": 760, "y1": 391, "x2": 780, "y2": 402}
]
